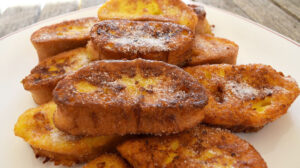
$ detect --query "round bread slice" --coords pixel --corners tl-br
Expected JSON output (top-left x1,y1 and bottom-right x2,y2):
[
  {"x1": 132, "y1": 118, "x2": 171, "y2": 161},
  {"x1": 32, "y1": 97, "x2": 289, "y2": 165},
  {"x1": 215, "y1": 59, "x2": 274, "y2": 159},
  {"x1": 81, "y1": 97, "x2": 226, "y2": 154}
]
[
  {"x1": 22, "y1": 47, "x2": 97, "y2": 105},
  {"x1": 53, "y1": 59, "x2": 207, "y2": 136},
  {"x1": 14, "y1": 102, "x2": 126, "y2": 166},
  {"x1": 90, "y1": 20, "x2": 194, "y2": 66},
  {"x1": 31, "y1": 17, "x2": 98, "y2": 61},
  {"x1": 117, "y1": 125, "x2": 267, "y2": 168},
  {"x1": 185, "y1": 64, "x2": 300, "y2": 132}
]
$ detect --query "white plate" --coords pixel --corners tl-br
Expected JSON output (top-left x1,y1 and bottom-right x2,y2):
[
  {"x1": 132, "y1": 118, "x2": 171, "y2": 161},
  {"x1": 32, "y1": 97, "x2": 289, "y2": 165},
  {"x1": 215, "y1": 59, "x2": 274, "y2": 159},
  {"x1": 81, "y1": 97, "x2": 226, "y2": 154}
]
[{"x1": 0, "y1": 1, "x2": 299, "y2": 167}]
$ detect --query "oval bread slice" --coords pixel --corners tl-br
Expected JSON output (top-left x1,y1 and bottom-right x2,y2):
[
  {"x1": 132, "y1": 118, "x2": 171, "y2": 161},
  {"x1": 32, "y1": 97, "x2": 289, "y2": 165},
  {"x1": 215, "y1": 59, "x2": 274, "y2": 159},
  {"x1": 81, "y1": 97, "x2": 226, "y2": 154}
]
[
  {"x1": 117, "y1": 125, "x2": 267, "y2": 168},
  {"x1": 187, "y1": 34, "x2": 239, "y2": 66},
  {"x1": 14, "y1": 102, "x2": 126, "y2": 166},
  {"x1": 185, "y1": 64, "x2": 300, "y2": 132},
  {"x1": 90, "y1": 20, "x2": 194, "y2": 66},
  {"x1": 22, "y1": 47, "x2": 97, "y2": 105},
  {"x1": 31, "y1": 17, "x2": 98, "y2": 61},
  {"x1": 53, "y1": 59, "x2": 208, "y2": 136},
  {"x1": 97, "y1": 0, "x2": 198, "y2": 32}
]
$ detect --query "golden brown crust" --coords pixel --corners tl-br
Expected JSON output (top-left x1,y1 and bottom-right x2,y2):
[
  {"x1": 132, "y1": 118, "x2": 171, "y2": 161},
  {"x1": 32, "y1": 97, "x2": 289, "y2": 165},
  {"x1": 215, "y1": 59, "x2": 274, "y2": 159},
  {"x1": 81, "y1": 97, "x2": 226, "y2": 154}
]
[
  {"x1": 31, "y1": 17, "x2": 98, "y2": 61},
  {"x1": 186, "y1": 34, "x2": 239, "y2": 66},
  {"x1": 32, "y1": 146, "x2": 92, "y2": 166},
  {"x1": 90, "y1": 20, "x2": 194, "y2": 66},
  {"x1": 83, "y1": 153, "x2": 131, "y2": 168},
  {"x1": 184, "y1": 64, "x2": 300, "y2": 132},
  {"x1": 97, "y1": 0, "x2": 198, "y2": 32},
  {"x1": 117, "y1": 125, "x2": 267, "y2": 168},
  {"x1": 22, "y1": 47, "x2": 96, "y2": 104},
  {"x1": 188, "y1": 4, "x2": 213, "y2": 35},
  {"x1": 53, "y1": 59, "x2": 207, "y2": 136},
  {"x1": 14, "y1": 102, "x2": 127, "y2": 166}
]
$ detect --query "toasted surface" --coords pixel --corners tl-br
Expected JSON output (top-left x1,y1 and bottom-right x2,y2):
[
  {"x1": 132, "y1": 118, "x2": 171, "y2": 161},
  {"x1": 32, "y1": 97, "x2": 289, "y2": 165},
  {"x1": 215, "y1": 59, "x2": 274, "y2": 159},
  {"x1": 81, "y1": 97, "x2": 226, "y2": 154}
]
[
  {"x1": 188, "y1": 4, "x2": 212, "y2": 35},
  {"x1": 185, "y1": 64, "x2": 300, "y2": 132},
  {"x1": 97, "y1": 0, "x2": 198, "y2": 31},
  {"x1": 118, "y1": 125, "x2": 267, "y2": 168},
  {"x1": 187, "y1": 34, "x2": 238, "y2": 66},
  {"x1": 84, "y1": 154, "x2": 130, "y2": 168},
  {"x1": 31, "y1": 17, "x2": 98, "y2": 61},
  {"x1": 14, "y1": 102, "x2": 125, "y2": 166},
  {"x1": 53, "y1": 59, "x2": 207, "y2": 136},
  {"x1": 90, "y1": 20, "x2": 194, "y2": 66},
  {"x1": 22, "y1": 47, "x2": 96, "y2": 104}
]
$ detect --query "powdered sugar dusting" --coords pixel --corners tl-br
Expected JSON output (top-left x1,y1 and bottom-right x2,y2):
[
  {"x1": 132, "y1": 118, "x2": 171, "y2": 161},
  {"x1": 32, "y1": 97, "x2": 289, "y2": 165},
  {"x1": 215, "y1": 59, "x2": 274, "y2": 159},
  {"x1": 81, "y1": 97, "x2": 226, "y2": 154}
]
[
  {"x1": 50, "y1": 129, "x2": 77, "y2": 142},
  {"x1": 226, "y1": 81, "x2": 259, "y2": 99},
  {"x1": 96, "y1": 20, "x2": 192, "y2": 54},
  {"x1": 111, "y1": 36, "x2": 169, "y2": 52},
  {"x1": 64, "y1": 52, "x2": 90, "y2": 73},
  {"x1": 225, "y1": 80, "x2": 288, "y2": 99}
]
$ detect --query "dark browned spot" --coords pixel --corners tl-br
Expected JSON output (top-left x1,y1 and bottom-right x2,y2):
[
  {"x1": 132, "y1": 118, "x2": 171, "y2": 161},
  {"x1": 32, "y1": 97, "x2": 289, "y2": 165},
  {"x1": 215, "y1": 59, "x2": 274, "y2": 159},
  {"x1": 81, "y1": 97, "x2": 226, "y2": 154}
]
[
  {"x1": 90, "y1": 112, "x2": 99, "y2": 129},
  {"x1": 165, "y1": 115, "x2": 177, "y2": 127},
  {"x1": 214, "y1": 85, "x2": 225, "y2": 103},
  {"x1": 33, "y1": 112, "x2": 45, "y2": 122}
]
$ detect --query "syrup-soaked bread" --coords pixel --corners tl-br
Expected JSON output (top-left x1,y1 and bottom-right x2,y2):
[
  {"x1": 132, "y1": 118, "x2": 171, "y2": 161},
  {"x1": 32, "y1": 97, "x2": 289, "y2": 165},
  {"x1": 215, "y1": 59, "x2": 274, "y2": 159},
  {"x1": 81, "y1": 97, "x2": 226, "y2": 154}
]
[
  {"x1": 53, "y1": 59, "x2": 208, "y2": 136},
  {"x1": 83, "y1": 154, "x2": 130, "y2": 168},
  {"x1": 22, "y1": 47, "x2": 97, "y2": 105},
  {"x1": 188, "y1": 4, "x2": 213, "y2": 35},
  {"x1": 184, "y1": 64, "x2": 300, "y2": 132},
  {"x1": 97, "y1": 0, "x2": 198, "y2": 32},
  {"x1": 14, "y1": 102, "x2": 127, "y2": 166},
  {"x1": 117, "y1": 125, "x2": 267, "y2": 168},
  {"x1": 187, "y1": 34, "x2": 239, "y2": 66},
  {"x1": 90, "y1": 20, "x2": 194, "y2": 66},
  {"x1": 31, "y1": 17, "x2": 98, "y2": 61}
]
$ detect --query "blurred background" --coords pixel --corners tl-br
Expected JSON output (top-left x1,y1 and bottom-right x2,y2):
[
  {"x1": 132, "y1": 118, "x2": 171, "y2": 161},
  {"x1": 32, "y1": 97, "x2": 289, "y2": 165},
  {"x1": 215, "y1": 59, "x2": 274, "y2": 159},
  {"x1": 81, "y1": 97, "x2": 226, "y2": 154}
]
[{"x1": 0, "y1": 0, "x2": 299, "y2": 42}]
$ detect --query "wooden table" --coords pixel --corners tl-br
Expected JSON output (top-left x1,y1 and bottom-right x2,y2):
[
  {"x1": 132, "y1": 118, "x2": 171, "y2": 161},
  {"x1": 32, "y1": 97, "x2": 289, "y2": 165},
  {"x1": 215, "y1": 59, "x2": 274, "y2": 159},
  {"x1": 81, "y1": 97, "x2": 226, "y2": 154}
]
[{"x1": 0, "y1": 0, "x2": 299, "y2": 42}]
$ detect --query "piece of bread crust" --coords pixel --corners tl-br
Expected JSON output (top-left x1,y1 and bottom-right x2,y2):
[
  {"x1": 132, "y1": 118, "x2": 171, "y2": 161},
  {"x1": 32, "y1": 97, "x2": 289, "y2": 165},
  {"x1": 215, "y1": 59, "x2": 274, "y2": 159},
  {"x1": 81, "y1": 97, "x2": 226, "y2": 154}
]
[
  {"x1": 188, "y1": 4, "x2": 213, "y2": 35},
  {"x1": 53, "y1": 59, "x2": 208, "y2": 136},
  {"x1": 90, "y1": 20, "x2": 194, "y2": 66},
  {"x1": 22, "y1": 47, "x2": 96, "y2": 105},
  {"x1": 186, "y1": 34, "x2": 239, "y2": 66},
  {"x1": 14, "y1": 102, "x2": 126, "y2": 166},
  {"x1": 31, "y1": 17, "x2": 98, "y2": 61},
  {"x1": 117, "y1": 125, "x2": 267, "y2": 168},
  {"x1": 184, "y1": 64, "x2": 300, "y2": 132},
  {"x1": 97, "y1": 0, "x2": 198, "y2": 32},
  {"x1": 83, "y1": 154, "x2": 130, "y2": 168}
]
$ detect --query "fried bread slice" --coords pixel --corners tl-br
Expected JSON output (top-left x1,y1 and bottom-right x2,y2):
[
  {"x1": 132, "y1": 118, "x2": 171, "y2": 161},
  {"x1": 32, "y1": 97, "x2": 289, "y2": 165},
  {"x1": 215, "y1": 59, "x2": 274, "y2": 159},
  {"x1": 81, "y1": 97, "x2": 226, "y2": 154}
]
[
  {"x1": 97, "y1": 0, "x2": 198, "y2": 32},
  {"x1": 14, "y1": 102, "x2": 126, "y2": 166},
  {"x1": 84, "y1": 154, "x2": 130, "y2": 168},
  {"x1": 187, "y1": 34, "x2": 239, "y2": 66},
  {"x1": 53, "y1": 59, "x2": 208, "y2": 136},
  {"x1": 117, "y1": 125, "x2": 267, "y2": 168},
  {"x1": 31, "y1": 17, "x2": 98, "y2": 61},
  {"x1": 22, "y1": 47, "x2": 97, "y2": 105},
  {"x1": 184, "y1": 64, "x2": 300, "y2": 132},
  {"x1": 188, "y1": 4, "x2": 213, "y2": 35},
  {"x1": 90, "y1": 20, "x2": 194, "y2": 66}
]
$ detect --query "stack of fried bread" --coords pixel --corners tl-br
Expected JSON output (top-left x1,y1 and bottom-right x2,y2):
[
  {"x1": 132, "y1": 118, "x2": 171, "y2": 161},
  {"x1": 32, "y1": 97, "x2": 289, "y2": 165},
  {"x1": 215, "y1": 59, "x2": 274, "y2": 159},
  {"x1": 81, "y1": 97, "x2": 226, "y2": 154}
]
[{"x1": 15, "y1": 0, "x2": 299, "y2": 167}]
